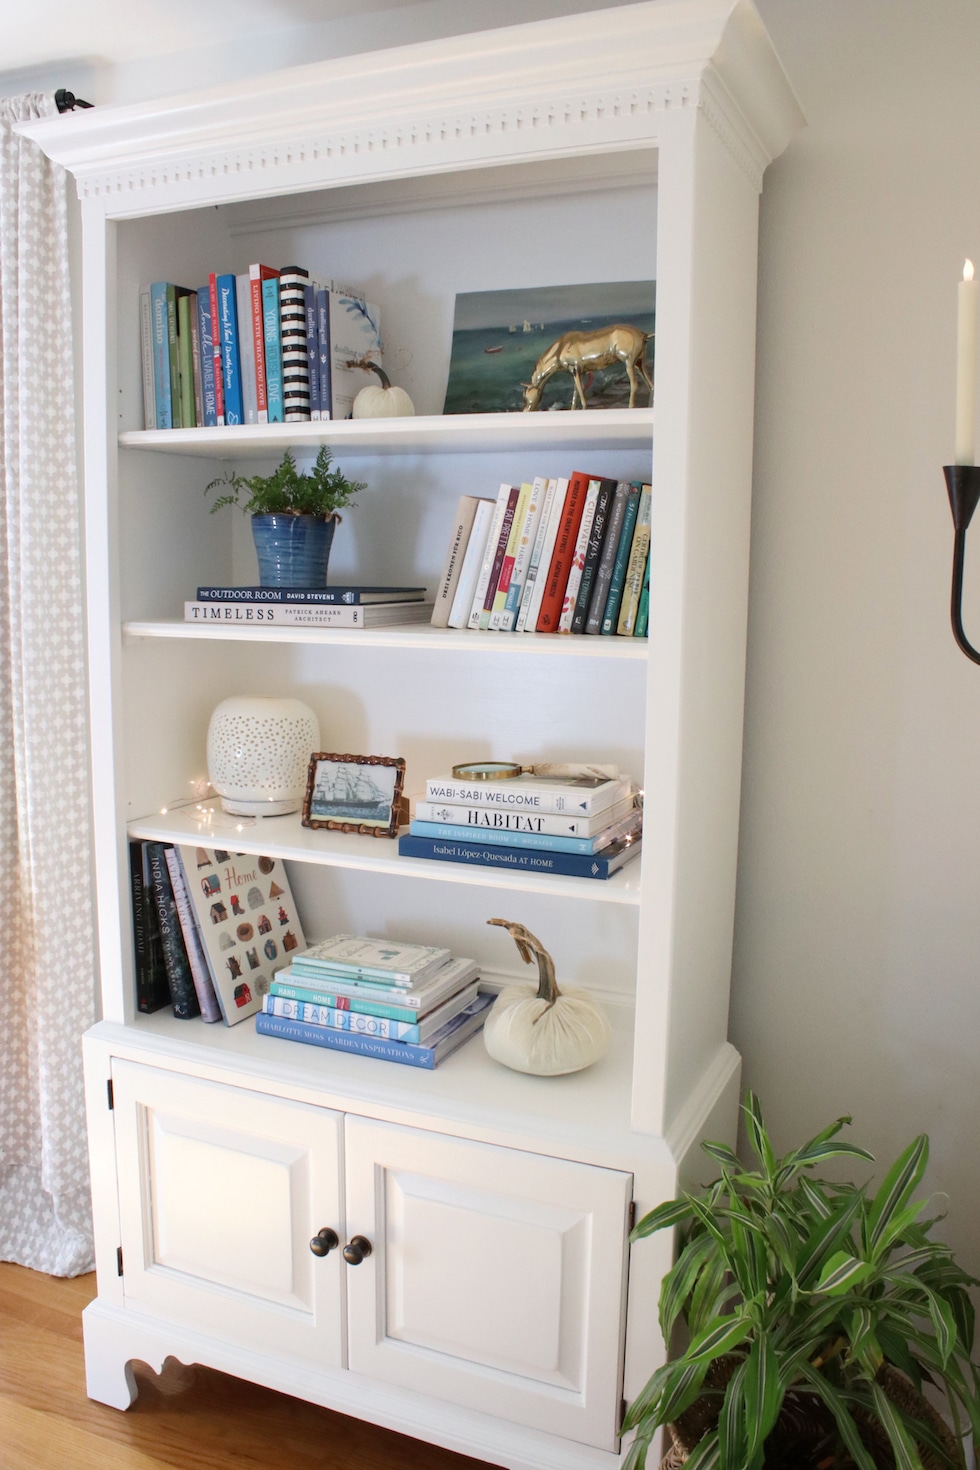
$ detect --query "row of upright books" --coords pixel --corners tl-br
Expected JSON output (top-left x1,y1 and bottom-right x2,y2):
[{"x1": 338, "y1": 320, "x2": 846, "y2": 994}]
[
  {"x1": 129, "y1": 841, "x2": 305, "y2": 1024},
  {"x1": 139, "y1": 269, "x2": 382, "y2": 429},
  {"x1": 255, "y1": 934, "x2": 492, "y2": 1070},
  {"x1": 430, "y1": 474, "x2": 652, "y2": 637},
  {"x1": 399, "y1": 767, "x2": 642, "y2": 881}
]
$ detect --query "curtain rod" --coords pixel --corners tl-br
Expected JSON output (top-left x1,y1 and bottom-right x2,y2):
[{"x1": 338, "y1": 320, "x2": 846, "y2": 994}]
[{"x1": 55, "y1": 89, "x2": 93, "y2": 112}]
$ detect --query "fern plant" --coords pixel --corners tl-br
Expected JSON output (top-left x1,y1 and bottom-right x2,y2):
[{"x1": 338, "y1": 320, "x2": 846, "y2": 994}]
[
  {"x1": 206, "y1": 447, "x2": 365, "y2": 519},
  {"x1": 623, "y1": 1093, "x2": 980, "y2": 1470}
]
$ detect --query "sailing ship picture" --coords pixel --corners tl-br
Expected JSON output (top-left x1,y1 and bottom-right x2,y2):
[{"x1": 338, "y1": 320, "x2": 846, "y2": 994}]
[{"x1": 302, "y1": 752, "x2": 406, "y2": 838}]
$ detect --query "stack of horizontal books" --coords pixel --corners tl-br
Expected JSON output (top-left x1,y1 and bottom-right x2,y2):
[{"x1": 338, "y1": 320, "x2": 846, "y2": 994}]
[
  {"x1": 399, "y1": 768, "x2": 642, "y2": 880},
  {"x1": 429, "y1": 475, "x2": 651, "y2": 637},
  {"x1": 254, "y1": 934, "x2": 492, "y2": 1069},
  {"x1": 184, "y1": 584, "x2": 432, "y2": 628}
]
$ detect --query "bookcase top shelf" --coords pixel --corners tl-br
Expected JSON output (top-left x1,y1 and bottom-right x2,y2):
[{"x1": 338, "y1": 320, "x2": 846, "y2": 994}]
[
  {"x1": 127, "y1": 807, "x2": 643, "y2": 907},
  {"x1": 119, "y1": 409, "x2": 655, "y2": 461}
]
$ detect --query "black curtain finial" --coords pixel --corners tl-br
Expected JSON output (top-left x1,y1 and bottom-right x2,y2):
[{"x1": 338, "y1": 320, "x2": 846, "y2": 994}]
[{"x1": 55, "y1": 89, "x2": 93, "y2": 113}]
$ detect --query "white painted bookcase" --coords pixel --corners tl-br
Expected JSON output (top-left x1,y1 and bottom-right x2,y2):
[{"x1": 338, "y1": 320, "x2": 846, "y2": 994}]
[{"x1": 21, "y1": 6, "x2": 801, "y2": 1467}]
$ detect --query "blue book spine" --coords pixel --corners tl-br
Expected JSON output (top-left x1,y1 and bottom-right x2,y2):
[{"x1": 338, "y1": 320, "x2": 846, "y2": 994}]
[
  {"x1": 397, "y1": 833, "x2": 640, "y2": 880},
  {"x1": 256, "y1": 1010, "x2": 438, "y2": 1067},
  {"x1": 304, "y1": 283, "x2": 320, "y2": 421},
  {"x1": 196, "y1": 287, "x2": 218, "y2": 427},
  {"x1": 150, "y1": 283, "x2": 172, "y2": 429},
  {"x1": 409, "y1": 819, "x2": 600, "y2": 856},
  {"x1": 268, "y1": 980, "x2": 419, "y2": 1023},
  {"x1": 216, "y1": 274, "x2": 243, "y2": 425},
  {"x1": 262, "y1": 276, "x2": 284, "y2": 424},
  {"x1": 316, "y1": 288, "x2": 331, "y2": 419},
  {"x1": 263, "y1": 995, "x2": 420, "y2": 1041},
  {"x1": 601, "y1": 485, "x2": 641, "y2": 634}
]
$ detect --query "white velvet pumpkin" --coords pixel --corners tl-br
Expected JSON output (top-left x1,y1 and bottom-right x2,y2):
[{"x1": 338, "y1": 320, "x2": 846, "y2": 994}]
[
  {"x1": 483, "y1": 982, "x2": 610, "y2": 1076},
  {"x1": 484, "y1": 917, "x2": 610, "y2": 1076},
  {"x1": 351, "y1": 361, "x2": 415, "y2": 418}
]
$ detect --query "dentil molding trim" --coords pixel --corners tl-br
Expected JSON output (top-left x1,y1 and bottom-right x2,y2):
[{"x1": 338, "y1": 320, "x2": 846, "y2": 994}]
[{"x1": 16, "y1": 0, "x2": 802, "y2": 213}]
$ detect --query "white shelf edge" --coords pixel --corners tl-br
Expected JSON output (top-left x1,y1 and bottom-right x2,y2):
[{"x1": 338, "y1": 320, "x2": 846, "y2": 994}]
[
  {"x1": 122, "y1": 619, "x2": 649, "y2": 658},
  {"x1": 127, "y1": 807, "x2": 643, "y2": 907},
  {"x1": 117, "y1": 409, "x2": 655, "y2": 460}
]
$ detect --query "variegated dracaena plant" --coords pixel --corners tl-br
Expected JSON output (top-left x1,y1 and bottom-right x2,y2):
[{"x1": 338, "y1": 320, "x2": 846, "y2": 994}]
[{"x1": 623, "y1": 1092, "x2": 980, "y2": 1470}]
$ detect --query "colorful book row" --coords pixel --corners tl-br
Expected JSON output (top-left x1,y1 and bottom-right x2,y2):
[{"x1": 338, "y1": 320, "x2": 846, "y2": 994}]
[
  {"x1": 430, "y1": 475, "x2": 652, "y2": 637},
  {"x1": 139, "y1": 270, "x2": 382, "y2": 430}
]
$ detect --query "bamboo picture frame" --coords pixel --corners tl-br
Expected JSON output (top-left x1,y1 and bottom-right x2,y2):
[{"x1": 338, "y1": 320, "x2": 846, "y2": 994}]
[{"x1": 302, "y1": 752, "x2": 406, "y2": 838}]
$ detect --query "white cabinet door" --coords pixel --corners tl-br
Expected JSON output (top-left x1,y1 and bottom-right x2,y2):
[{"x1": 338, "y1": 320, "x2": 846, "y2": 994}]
[
  {"x1": 112, "y1": 1059, "x2": 345, "y2": 1369},
  {"x1": 344, "y1": 1116, "x2": 632, "y2": 1450}
]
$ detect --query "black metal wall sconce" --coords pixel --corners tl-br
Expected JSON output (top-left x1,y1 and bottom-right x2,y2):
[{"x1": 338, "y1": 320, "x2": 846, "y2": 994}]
[{"x1": 944, "y1": 465, "x2": 980, "y2": 663}]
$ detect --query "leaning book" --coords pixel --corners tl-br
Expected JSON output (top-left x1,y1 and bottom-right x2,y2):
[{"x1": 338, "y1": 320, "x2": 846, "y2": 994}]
[{"x1": 177, "y1": 846, "x2": 305, "y2": 1025}]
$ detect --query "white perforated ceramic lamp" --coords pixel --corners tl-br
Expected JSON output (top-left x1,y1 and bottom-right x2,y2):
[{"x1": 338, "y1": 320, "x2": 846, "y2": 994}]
[{"x1": 207, "y1": 696, "x2": 320, "y2": 817}]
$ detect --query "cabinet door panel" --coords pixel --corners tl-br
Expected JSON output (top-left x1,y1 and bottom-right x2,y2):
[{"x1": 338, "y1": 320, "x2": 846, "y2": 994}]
[
  {"x1": 112, "y1": 1060, "x2": 345, "y2": 1369},
  {"x1": 345, "y1": 1116, "x2": 631, "y2": 1449}
]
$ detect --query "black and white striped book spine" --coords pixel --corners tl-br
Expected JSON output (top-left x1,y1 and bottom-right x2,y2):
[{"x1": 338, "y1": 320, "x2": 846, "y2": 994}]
[{"x1": 279, "y1": 266, "x2": 311, "y2": 422}]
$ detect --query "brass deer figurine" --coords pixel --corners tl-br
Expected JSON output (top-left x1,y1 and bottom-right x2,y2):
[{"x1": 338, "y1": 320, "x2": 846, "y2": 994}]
[{"x1": 521, "y1": 323, "x2": 653, "y2": 411}]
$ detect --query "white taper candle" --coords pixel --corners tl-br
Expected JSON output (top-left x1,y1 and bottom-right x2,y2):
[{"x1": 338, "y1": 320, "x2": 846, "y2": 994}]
[{"x1": 956, "y1": 258, "x2": 978, "y2": 465}]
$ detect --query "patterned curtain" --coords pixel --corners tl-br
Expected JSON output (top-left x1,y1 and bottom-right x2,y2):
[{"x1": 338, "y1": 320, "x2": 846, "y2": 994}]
[{"x1": 0, "y1": 94, "x2": 96, "y2": 1275}]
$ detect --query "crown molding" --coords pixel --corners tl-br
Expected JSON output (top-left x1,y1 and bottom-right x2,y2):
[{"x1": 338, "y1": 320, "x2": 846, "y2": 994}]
[{"x1": 16, "y1": 0, "x2": 802, "y2": 214}]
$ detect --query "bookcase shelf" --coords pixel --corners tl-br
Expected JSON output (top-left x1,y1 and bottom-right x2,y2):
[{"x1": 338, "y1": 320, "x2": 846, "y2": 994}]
[
  {"x1": 122, "y1": 619, "x2": 650, "y2": 657},
  {"x1": 21, "y1": 4, "x2": 801, "y2": 1463},
  {"x1": 119, "y1": 409, "x2": 655, "y2": 461},
  {"x1": 126, "y1": 806, "x2": 643, "y2": 906}
]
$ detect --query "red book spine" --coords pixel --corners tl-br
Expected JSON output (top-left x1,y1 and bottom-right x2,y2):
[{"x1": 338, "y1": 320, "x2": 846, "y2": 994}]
[
  {"x1": 249, "y1": 265, "x2": 278, "y2": 420},
  {"x1": 535, "y1": 471, "x2": 592, "y2": 632},
  {"x1": 208, "y1": 273, "x2": 225, "y2": 424}
]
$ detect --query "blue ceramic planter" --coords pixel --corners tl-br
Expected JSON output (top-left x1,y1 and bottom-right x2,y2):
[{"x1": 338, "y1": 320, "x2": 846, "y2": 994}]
[{"x1": 251, "y1": 514, "x2": 337, "y2": 588}]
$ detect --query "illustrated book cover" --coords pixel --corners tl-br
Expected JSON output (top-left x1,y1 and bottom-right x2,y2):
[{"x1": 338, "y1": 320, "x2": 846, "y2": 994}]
[{"x1": 177, "y1": 846, "x2": 305, "y2": 1024}]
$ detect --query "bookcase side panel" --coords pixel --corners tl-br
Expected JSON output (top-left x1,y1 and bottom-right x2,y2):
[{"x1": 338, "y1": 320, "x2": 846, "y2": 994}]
[{"x1": 632, "y1": 101, "x2": 762, "y2": 1137}]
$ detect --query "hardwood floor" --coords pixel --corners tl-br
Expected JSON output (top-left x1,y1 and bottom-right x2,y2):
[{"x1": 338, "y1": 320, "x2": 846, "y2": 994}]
[{"x1": 0, "y1": 1261, "x2": 497, "y2": 1470}]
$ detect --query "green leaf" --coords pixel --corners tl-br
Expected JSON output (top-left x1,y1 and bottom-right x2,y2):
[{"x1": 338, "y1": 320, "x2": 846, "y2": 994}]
[
  {"x1": 683, "y1": 1431, "x2": 722, "y2": 1470},
  {"x1": 631, "y1": 1195, "x2": 695, "y2": 1240},
  {"x1": 659, "y1": 1230, "x2": 716, "y2": 1340},
  {"x1": 718, "y1": 1359, "x2": 747, "y2": 1470},
  {"x1": 798, "y1": 1176, "x2": 834, "y2": 1221},
  {"x1": 846, "y1": 1305, "x2": 881, "y2": 1368},
  {"x1": 701, "y1": 1140, "x2": 741, "y2": 1169},
  {"x1": 791, "y1": 1140, "x2": 876, "y2": 1168},
  {"x1": 657, "y1": 1360, "x2": 713, "y2": 1427},
  {"x1": 814, "y1": 1251, "x2": 874, "y2": 1295},
  {"x1": 870, "y1": 1380, "x2": 925, "y2": 1470},
  {"x1": 621, "y1": 1423, "x2": 657, "y2": 1470},
  {"x1": 742, "y1": 1092, "x2": 777, "y2": 1179},
  {"x1": 687, "y1": 1250, "x2": 735, "y2": 1339},
  {"x1": 867, "y1": 1135, "x2": 929, "y2": 1255},
  {"x1": 743, "y1": 1333, "x2": 782, "y2": 1462},
  {"x1": 923, "y1": 1286, "x2": 957, "y2": 1368},
  {"x1": 793, "y1": 1361, "x2": 879, "y2": 1470},
  {"x1": 686, "y1": 1314, "x2": 753, "y2": 1363},
  {"x1": 795, "y1": 1190, "x2": 865, "y2": 1285}
]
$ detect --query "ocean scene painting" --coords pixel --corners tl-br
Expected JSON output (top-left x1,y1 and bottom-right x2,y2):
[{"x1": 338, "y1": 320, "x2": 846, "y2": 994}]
[{"x1": 442, "y1": 280, "x2": 655, "y2": 415}]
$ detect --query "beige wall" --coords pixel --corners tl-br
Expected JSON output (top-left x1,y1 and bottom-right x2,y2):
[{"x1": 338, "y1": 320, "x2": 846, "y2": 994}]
[{"x1": 742, "y1": 0, "x2": 980, "y2": 1270}]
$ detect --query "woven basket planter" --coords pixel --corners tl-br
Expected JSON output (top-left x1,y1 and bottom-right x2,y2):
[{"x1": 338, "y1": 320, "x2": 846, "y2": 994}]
[{"x1": 658, "y1": 1361, "x2": 964, "y2": 1470}]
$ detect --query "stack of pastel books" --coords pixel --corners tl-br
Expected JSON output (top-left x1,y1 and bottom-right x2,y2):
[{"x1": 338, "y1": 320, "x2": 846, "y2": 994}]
[
  {"x1": 254, "y1": 934, "x2": 492, "y2": 1069},
  {"x1": 400, "y1": 768, "x2": 642, "y2": 880},
  {"x1": 429, "y1": 475, "x2": 651, "y2": 637}
]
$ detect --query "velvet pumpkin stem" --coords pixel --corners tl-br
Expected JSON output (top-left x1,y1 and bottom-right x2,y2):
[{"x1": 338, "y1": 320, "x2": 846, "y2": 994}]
[{"x1": 487, "y1": 918, "x2": 562, "y2": 1010}]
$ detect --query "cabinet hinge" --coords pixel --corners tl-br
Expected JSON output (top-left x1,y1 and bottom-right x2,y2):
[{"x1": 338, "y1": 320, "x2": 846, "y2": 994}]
[
  {"x1": 628, "y1": 1199, "x2": 636, "y2": 1232},
  {"x1": 116, "y1": 1246, "x2": 123, "y2": 1276},
  {"x1": 621, "y1": 1397, "x2": 628, "y2": 1429},
  {"x1": 107, "y1": 1078, "x2": 114, "y2": 1111}
]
